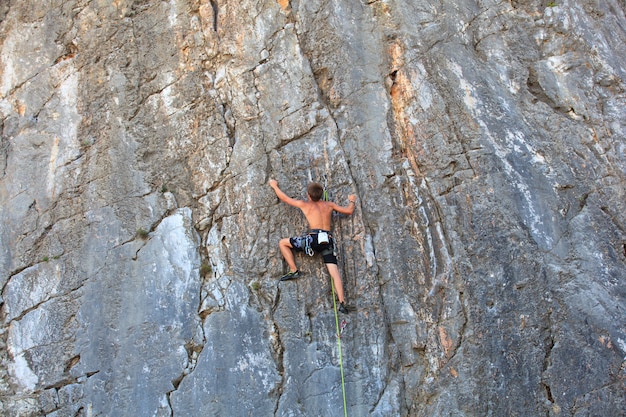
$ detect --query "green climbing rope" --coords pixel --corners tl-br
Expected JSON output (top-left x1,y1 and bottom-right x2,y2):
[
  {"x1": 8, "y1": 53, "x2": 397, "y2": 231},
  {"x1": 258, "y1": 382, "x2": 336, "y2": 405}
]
[
  {"x1": 323, "y1": 182, "x2": 347, "y2": 415},
  {"x1": 331, "y1": 278, "x2": 348, "y2": 417}
]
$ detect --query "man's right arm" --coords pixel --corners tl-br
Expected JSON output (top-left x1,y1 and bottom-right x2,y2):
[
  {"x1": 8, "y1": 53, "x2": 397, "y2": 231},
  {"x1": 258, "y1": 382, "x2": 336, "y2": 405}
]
[{"x1": 331, "y1": 195, "x2": 356, "y2": 215}]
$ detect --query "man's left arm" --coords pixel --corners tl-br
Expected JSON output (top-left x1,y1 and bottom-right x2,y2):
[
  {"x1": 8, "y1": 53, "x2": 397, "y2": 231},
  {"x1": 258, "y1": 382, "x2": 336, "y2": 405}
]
[{"x1": 269, "y1": 179, "x2": 305, "y2": 208}]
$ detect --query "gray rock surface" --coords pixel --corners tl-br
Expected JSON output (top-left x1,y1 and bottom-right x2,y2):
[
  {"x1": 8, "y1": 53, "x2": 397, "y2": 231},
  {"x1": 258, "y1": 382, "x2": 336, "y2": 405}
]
[{"x1": 1, "y1": 0, "x2": 625, "y2": 416}]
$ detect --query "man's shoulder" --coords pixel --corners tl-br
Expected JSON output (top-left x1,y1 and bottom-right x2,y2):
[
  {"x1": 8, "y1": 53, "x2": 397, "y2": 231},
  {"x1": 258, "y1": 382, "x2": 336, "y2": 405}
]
[
  {"x1": 302, "y1": 200, "x2": 333, "y2": 212},
  {"x1": 316, "y1": 200, "x2": 335, "y2": 208}
]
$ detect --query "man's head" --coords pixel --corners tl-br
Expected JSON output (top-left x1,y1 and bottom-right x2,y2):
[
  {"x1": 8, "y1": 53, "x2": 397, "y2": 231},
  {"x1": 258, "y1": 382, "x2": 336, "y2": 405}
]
[{"x1": 307, "y1": 182, "x2": 324, "y2": 201}]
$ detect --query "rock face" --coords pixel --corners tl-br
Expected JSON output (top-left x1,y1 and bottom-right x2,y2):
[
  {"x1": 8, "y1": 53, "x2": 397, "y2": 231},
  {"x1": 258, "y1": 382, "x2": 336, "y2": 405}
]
[{"x1": 1, "y1": 0, "x2": 625, "y2": 416}]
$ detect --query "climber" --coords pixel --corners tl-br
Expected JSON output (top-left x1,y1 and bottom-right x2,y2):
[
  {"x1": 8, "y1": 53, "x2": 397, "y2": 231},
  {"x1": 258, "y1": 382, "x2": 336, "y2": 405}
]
[{"x1": 269, "y1": 179, "x2": 356, "y2": 313}]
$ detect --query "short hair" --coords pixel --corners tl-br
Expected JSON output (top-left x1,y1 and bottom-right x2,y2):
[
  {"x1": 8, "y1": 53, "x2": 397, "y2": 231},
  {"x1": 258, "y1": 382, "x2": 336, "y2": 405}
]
[{"x1": 307, "y1": 182, "x2": 324, "y2": 201}]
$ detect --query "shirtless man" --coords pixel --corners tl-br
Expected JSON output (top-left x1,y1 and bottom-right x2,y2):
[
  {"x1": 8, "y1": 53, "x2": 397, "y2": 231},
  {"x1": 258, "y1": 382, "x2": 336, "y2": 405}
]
[{"x1": 269, "y1": 179, "x2": 356, "y2": 313}]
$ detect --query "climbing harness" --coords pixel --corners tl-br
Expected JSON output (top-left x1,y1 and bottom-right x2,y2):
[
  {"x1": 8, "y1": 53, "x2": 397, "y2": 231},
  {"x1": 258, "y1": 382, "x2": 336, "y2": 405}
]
[
  {"x1": 304, "y1": 236, "x2": 315, "y2": 257},
  {"x1": 331, "y1": 278, "x2": 348, "y2": 417},
  {"x1": 317, "y1": 231, "x2": 330, "y2": 244},
  {"x1": 302, "y1": 232, "x2": 334, "y2": 258}
]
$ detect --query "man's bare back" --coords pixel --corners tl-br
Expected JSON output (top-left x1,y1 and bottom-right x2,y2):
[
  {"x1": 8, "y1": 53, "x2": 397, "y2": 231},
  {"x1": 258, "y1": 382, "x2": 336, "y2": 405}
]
[
  {"x1": 301, "y1": 200, "x2": 340, "y2": 230},
  {"x1": 269, "y1": 179, "x2": 355, "y2": 230}
]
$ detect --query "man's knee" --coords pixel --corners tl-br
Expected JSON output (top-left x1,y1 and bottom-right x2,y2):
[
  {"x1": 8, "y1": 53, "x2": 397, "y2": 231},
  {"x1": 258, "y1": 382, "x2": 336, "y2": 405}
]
[
  {"x1": 325, "y1": 262, "x2": 339, "y2": 274},
  {"x1": 279, "y1": 238, "x2": 292, "y2": 248}
]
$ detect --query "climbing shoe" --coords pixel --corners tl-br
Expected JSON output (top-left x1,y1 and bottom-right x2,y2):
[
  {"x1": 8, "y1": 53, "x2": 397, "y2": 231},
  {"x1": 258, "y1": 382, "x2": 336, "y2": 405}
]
[
  {"x1": 339, "y1": 302, "x2": 350, "y2": 314},
  {"x1": 279, "y1": 270, "x2": 301, "y2": 281}
]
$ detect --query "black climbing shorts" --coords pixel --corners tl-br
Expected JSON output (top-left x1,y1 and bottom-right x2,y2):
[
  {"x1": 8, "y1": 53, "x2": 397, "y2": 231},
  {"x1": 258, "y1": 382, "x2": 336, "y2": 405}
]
[{"x1": 289, "y1": 230, "x2": 337, "y2": 264}]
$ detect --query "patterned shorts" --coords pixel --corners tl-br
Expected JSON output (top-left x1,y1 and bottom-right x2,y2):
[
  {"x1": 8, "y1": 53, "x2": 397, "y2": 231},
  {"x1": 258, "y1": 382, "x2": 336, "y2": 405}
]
[{"x1": 289, "y1": 230, "x2": 337, "y2": 264}]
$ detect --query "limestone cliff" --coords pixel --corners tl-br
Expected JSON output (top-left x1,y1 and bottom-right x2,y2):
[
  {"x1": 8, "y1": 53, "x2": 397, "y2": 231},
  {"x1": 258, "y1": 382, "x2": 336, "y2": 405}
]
[{"x1": 1, "y1": 0, "x2": 625, "y2": 416}]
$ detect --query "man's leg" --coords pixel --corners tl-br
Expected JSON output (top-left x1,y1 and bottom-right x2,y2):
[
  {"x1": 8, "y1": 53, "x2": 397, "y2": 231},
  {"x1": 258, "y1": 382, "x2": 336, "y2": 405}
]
[
  {"x1": 279, "y1": 238, "x2": 298, "y2": 272},
  {"x1": 325, "y1": 263, "x2": 345, "y2": 304}
]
